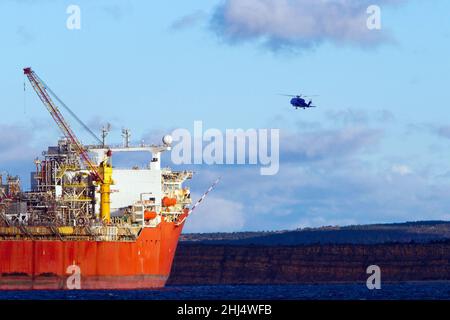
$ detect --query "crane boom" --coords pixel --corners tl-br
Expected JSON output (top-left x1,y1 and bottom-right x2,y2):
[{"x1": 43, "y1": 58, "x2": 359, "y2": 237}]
[
  {"x1": 23, "y1": 67, "x2": 113, "y2": 223},
  {"x1": 23, "y1": 67, "x2": 102, "y2": 182}
]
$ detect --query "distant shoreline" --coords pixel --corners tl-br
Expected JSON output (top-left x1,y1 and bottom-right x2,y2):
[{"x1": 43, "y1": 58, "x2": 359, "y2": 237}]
[{"x1": 180, "y1": 220, "x2": 450, "y2": 245}]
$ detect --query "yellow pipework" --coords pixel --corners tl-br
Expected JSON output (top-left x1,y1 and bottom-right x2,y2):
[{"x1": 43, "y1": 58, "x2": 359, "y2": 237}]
[{"x1": 99, "y1": 160, "x2": 113, "y2": 223}]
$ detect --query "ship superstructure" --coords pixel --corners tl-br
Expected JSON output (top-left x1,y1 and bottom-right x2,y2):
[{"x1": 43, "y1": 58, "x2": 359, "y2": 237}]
[{"x1": 0, "y1": 138, "x2": 193, "y2": 241}]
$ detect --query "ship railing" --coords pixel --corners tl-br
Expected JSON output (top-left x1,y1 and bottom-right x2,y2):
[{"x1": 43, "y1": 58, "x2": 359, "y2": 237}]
[{"x1": 89, "y1": 225, "x2": 140, "y2": 241}]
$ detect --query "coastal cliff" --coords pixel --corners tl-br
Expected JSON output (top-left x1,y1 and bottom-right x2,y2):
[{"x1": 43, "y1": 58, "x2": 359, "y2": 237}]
[
  {"x1": 168, "y1": 242, "x2": 450, "y2": 284},
  {"x1": 168, "y1": 221, "x2": 450, "y2": 284}
]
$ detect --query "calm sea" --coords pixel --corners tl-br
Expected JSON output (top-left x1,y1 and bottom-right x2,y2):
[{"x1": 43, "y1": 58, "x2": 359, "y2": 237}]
[{"x1": 0, "y1": 282, "x2": 449, "y2": 300}]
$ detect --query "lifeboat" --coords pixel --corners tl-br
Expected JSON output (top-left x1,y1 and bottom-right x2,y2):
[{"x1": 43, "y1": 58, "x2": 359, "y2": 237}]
[
  {"x1": 144, "y1": 210, "x2": 158, "y2": 221},
  {"x1": 162, "y1": 197, "x2": 177, "y2": 207}
]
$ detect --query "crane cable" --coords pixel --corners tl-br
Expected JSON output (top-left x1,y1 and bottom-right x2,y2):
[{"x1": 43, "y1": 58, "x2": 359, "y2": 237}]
[
  {"x1": 23, "y1": 77, "x2": 26, "y2": 114},
  {"x1": 36, "y1": 74, "x2": 103, "y2": 146}
]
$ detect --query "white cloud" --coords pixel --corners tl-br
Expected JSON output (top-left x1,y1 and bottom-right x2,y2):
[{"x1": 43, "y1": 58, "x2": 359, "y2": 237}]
[
  {"x1": 170, "y1": 11, "x2": 206, "y2": 31},
  {"x1": 211, "y1": 0, "x2": 405, "y2": 50},
  {"x1": 282, "y1": 126, "x2": 382, "y2": 162},
  {"x1": 184, "y1": 196, "x2": 246, "y2": 233},
  {"x1": 391, "y1": 164, "x2": 412, "y2": 176},
  {"x1": 294, "y1": 216, "x2": 358, "y2": 229},
  {"x1": 0, "y1": 121, "x2": 62, "y2": 188},
  {"x1": 435, "y1": 125, "x2": 450, "y2": 139},
  {"x1": 0, "y1": 124, "x2": 36, "y2": 163},
  {"x1": 326, "y1": 108, "x2": 395, "y2": 126}
]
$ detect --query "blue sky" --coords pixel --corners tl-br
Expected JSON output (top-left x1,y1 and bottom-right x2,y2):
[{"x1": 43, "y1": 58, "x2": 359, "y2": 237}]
[{"x1": 1, "y1": 0, "x2": 450, "y2": 232}]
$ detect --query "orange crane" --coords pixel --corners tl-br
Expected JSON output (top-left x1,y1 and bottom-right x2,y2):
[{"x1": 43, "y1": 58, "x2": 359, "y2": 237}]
[{"x1": 23, "y1": 67, "x2": 113, "y2": 223}]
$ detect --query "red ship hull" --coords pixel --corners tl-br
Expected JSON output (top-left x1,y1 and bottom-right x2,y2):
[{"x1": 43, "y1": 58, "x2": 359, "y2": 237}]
[{"x1": 0, "y1": 220, "x2": 184, "y2": 290}]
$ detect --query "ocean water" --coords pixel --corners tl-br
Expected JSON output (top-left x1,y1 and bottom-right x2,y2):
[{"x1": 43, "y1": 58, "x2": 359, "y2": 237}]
[{"x1": 0, "y1": 282, "x2": 449, "y2": 300}]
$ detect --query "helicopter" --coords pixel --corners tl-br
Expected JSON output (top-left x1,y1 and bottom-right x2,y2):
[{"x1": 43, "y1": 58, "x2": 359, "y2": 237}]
[{"x1": 281, "y1": 94, "x2": 318, "y2": 110}]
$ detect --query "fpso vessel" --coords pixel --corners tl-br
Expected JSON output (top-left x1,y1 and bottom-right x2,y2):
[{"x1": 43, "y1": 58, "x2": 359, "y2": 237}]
[
  {"x1": 0, "y1": 138, "x2": 193, "y2": 289},
  {"x1": 0, "y1": 68, "x2": 197, "y2": 290}
]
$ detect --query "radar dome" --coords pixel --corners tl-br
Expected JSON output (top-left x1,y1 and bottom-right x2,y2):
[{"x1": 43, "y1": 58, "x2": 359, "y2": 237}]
[{"x1": 162, "y1": 135, "x2": 173, "y2": 146}]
